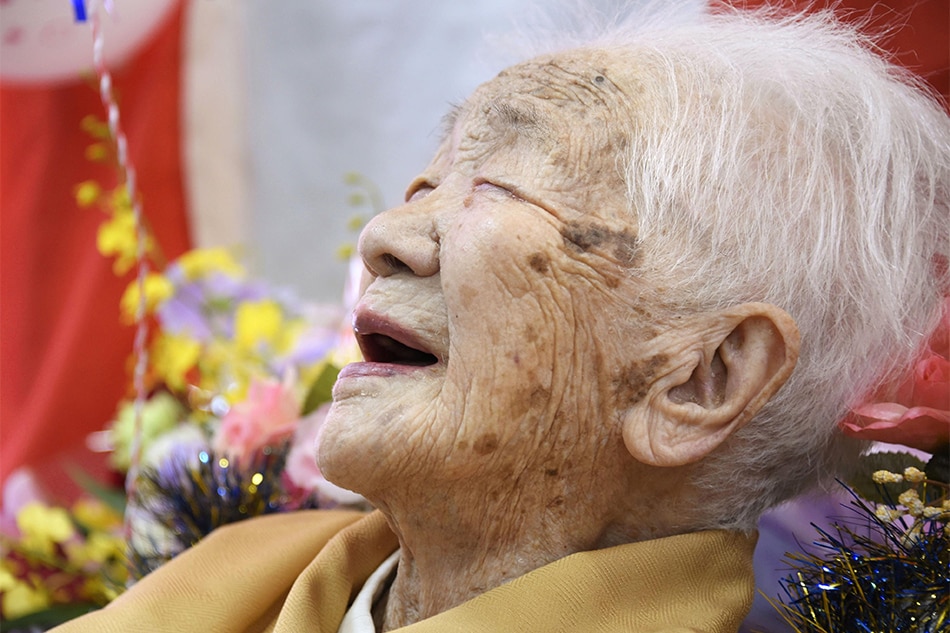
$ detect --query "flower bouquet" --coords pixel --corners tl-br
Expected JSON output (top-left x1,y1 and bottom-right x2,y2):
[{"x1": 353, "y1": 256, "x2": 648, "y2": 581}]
[
  {"x1": 1, "y1": 113, "x2": 373, "y2": 627},
  {"x1": 110, "y1": 247, "x2": 368, "y2": 578}
]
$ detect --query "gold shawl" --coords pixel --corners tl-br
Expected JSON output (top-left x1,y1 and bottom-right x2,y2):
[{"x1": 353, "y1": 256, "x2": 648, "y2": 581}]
[{"x1": 52, "y1": 510, "x2": 756, "y2": 632}]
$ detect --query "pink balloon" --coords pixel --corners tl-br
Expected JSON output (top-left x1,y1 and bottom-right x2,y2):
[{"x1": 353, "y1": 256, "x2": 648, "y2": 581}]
[{"x1": 0, "y1": 0, "x2": 179, "y2": 85}]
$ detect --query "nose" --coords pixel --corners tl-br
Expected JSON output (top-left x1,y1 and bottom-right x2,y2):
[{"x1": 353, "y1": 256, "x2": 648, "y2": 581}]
[{"x1": 358, "y1": 202, "x2": 440, "y2": 278}]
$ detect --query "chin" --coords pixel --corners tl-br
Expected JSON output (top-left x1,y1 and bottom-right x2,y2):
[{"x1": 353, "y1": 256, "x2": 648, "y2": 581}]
[
  {"x1": 316, "y1": 400, "x2": 409, "y2": 498},
  {"x1": 314, "y1": 402, "x2": 370, "y2": 493}
]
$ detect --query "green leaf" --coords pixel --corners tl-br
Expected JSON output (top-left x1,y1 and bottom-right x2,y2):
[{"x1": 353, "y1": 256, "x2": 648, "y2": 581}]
[
  {"x1": 66, "y1": 464, "x2": 127, "y2": 515},
  {"x1": 846, "y1": 451, "x2": 928, "y2": 505},
  {"x1": 301, "y1": 363, "x2": 341, "y2": 416},
  {"x1": 0, "y1": 603, "x2": 100, "y2": 632}
]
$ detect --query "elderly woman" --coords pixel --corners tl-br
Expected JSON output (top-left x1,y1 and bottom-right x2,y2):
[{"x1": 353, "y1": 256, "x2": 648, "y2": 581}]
[{"x1": 55, "y1": 6, "x2": 949, "y2": 633}]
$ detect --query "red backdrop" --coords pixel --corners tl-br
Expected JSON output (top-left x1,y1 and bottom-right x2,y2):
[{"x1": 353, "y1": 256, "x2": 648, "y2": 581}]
[
  {"x1": 730, "y1": 0, "x2": 948, "y2": 109},
  {"x1": 0, "y1": 4, "x2": 192, "y2": 492}
]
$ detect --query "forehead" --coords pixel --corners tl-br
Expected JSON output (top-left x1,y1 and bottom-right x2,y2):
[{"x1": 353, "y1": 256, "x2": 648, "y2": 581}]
[
  {"x1": 481, "y1": 50, "x2": 632, "y2": 110},
  {"x1": 426, "y1": 48, "x2": 648, "y2": 194},
  {"x1": 450, "y1": 48, "x2": 643, "y2": 148},
  {"x1": 429, "y1": 48, "x2": 646, "y2": 222}
]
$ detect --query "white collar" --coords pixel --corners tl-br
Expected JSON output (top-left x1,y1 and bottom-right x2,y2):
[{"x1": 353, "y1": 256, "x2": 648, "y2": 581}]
[{"x1": 337, "y1": 549, "x2": 400, "y2": 633}]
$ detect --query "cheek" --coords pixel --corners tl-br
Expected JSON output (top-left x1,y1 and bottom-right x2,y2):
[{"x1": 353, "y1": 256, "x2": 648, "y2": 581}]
[
  {"x1": 439, "y1": 211, "x2": 576, "y2": 438},
  {"x1": 443, "y1": 209, "x2": 566, "y2": 357}
]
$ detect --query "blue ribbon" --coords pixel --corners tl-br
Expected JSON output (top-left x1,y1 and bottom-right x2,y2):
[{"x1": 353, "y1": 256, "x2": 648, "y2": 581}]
[{"x1": 72, "y1": 0, "x2": 87, "y2": 22}]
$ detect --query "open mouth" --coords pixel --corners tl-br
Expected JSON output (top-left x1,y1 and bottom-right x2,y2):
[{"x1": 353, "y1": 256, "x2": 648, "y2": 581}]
[{"x1": 357, "y1": 332, "x2": 439, "y2": 367}]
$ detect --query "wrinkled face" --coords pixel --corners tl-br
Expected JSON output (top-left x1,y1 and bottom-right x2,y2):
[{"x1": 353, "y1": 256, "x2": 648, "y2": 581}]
[{"x1": 319, "y1": 49, "x2": 670, "y2": 501}]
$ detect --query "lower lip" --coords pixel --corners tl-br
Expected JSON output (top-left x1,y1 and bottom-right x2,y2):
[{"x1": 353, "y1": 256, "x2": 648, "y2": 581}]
[{"x1": 337, "y1": 362, "x2": 425, "y2": 379}]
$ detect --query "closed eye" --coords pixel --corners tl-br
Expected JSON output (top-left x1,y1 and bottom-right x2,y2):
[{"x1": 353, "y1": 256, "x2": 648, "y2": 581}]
[
  {"x1": 473, "y1": 178, "x2": 558, "y2": 219},
  {"x1": 473, "y1": 180, "x2": 516, "y2": 197},
  {"x1": 405, "y1": 181, "x2": 436, "y2": 202}
]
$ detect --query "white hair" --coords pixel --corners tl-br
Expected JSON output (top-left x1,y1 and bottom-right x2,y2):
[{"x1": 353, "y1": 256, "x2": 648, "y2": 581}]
[{"x1": 521, "y1": 5, "x2": 950, "y2": 529}]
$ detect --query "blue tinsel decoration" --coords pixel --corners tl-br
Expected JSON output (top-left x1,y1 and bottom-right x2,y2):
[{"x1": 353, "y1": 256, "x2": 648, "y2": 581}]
[
  {"x1": 127, "y1": 443, "x2": 321, "y2": 579},
  {"x1": 772, "y1": 486, "x2": 948, "y2": 632}
]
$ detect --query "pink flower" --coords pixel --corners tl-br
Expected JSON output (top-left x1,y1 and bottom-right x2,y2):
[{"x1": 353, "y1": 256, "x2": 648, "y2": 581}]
[
  {"x1": 284, "y1": 404, "x2": 365, "y2": 506},
  {"x1": 213, "y1": 377, "x2": 300, "y2": 461},
  {"x1": 839, "y1": 297, "x2": 950, "y2": 453},
  {"x1": 0, "y1": 468, "x2": 47, "y2": 537}
]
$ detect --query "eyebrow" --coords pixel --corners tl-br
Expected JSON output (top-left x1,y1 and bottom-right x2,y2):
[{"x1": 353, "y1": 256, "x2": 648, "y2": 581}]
[
  {"x1": 492, "y1": 101, "x2": 544, "y2": 132},
  {"x1": 436, "y1": 99, "x2": 549, "y2": 148},
  {"x1": 489, "y1": 100, "x2": 552, "y2": 147},
  {"x1": 437, "y1": 104, "x2": 463, "y2": 144}
]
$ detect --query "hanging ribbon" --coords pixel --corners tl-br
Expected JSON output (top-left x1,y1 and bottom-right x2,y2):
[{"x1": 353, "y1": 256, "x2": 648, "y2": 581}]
[
  {"x1": 72, "y1": 0, "x2": 87, "y2": 22},
  {"x1": 82, "y1": 0, "x2": 153, "y2": 544}
]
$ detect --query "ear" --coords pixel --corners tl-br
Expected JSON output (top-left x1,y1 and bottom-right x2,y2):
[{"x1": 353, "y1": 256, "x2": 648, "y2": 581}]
[{"x1": 621, "y1": 302, "x2": 800, "y2": 467}]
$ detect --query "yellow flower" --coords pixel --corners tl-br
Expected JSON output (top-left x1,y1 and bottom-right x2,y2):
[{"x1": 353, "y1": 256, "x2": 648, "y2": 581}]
[
  {"x1": 193, "y1": 338, "x2": 236, "y2": 395},
  {"x1": 83, "y1": 573, "x2": 125, "y2": 604},
  {"x1": 922, "y1": 506, "x2": 946, "y2": 519},
  {"x1": 235, "y1": 300, "x2": 283, "y2": 352},
  {"x1": 898, "y1": 488, "x2": 925, "y2": 516},
  {"x1": 71, "y1": 498, "x2": 122, "y2": 532},
  {"x1": 874, "y1": 505, "x2": 902, "y2": 522},
  {"x1": 151, "y1": 333, "x2": 202, "y2": 392},
  {"x1": 1, "y1": 578, "x2": 50, "y2": 620},
  {"x1": 66, "y1": 532, "x2": 125, "y2": 568},
  {"x1": 80, "y1": 114, "x2": 110, "y2": 139},
  {"x1": 903, "y1": 466, "x2": 926, "y2": 483},
  {"x1": 16, "y1": 503, "x2": 76, "y2": 557},
  {"x1": 111, "y1": 184, "x2": 132, "y2": 214},
  {"x1": 277, "y1": 318, "x2": 309, "y2": 356},
  {"x1": 96, "y1": 210, "x2": 151, "y2": 274},
  {"x1": 872, "y1": 470, "x2": 903, "y2": 484},
  {"x1": 0, "y1": 567, "x2": 17, "y2": 592},
  {"x1": 85, "y1": 142, "x2": 108, "y2": 162},
  {"x1": 74, "y1": 181, "x2": 102, "y2": 207},
  {"x1": 177, "y1": 247, "x2": 244, "y2": 280},
  {"x1": 120, "y1": 273, "x2": 174, "y2": 324},
  {"x1": 17, "y1": 503, "x2": 76, "y2": 542}
]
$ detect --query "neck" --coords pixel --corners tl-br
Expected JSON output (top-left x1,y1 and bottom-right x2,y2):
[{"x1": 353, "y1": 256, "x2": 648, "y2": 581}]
[
  {"x1": 378, "y1": 492, "x2": 595, "y2": 629},
  {"x1": 374, "y1": 457, "x2": 688, "y2": 630}
]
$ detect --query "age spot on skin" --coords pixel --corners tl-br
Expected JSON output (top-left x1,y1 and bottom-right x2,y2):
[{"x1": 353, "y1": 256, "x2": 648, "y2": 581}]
[
  {"x1": 611, "y1": 234, "x2": 641, "y2": 267},
  {"x1": 560, "y1": 221, "x2": 640, "y2": 267},
  {"x1": 524, "y1": 325, "x2": 538, "y2": 343},
  {"x1": 474, "y1": 433, "x2": 500, "y2": 455},
  {"x1": 613, "y1": 354, "x2": 669, "y2": 407},
  {"x1": 528, "y1": 252, "x2": 550, "y2": 273},
  {"x1": 458, "y1": 284, "x2": 478, "y2": 304},
  {"x1": 561, "y1": 221, "x2": 608, "y2": 251},
  {"x1": 530, "y1": 386, "x2": 551, "y2": 409},
  {"x1": 508, "y1": 385, "x2": 551, "y2": 420}
]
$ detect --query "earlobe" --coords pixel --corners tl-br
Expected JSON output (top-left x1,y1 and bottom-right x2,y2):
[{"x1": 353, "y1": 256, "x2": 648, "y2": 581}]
[{"x1": 621, "y1": 303, "x2": 800, "y2": 467}]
